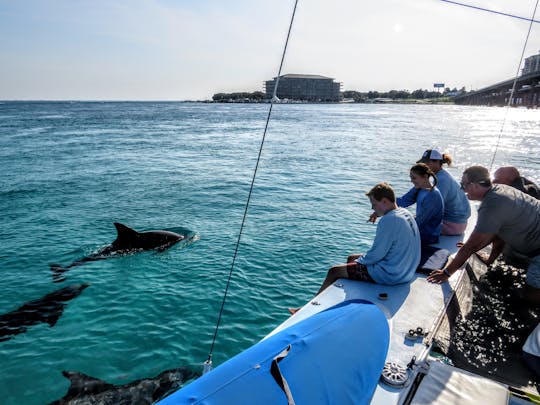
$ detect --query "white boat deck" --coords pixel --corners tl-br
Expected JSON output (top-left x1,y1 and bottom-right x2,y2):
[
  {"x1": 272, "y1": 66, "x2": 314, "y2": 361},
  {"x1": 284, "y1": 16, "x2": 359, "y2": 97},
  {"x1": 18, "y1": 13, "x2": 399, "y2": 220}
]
[{"x1": 265, "y1": 205, "x2": 479, "y2": 404}]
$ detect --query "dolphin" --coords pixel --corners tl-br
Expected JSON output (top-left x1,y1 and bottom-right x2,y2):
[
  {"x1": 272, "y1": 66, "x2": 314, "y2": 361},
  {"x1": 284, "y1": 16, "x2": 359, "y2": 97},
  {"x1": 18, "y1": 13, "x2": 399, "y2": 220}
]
[
  {"x1": 0, "y1": 283, "x2": 89, "y2": 342},
  {"x1": 48, "y1": 366, "x2": 199, "y2": 405},
  {"x1": 50, "y1": 222, "x2": 187, "y2": 282}
]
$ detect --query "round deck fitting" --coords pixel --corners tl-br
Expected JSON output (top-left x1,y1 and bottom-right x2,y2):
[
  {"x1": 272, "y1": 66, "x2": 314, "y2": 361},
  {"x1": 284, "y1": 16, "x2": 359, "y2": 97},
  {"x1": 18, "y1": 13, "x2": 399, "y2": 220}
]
[
  {"x1": 380, "y1": 362, "x2": 409, "y2": 387},
  {"x1": 405, "y1": 329, "x2": 417, "y2": 341}
]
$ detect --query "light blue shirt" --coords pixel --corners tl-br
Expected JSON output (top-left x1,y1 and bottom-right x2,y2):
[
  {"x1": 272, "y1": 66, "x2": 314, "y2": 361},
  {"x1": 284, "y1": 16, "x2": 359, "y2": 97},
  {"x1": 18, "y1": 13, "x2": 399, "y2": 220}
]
[
  {"x1": 436, "y1": 169, "x2": 471, "y2": 224},
  {"x1": 358, "y1": 207, "x2": 421, "y2": 285},
  {"x1": 397, "y1": 186, "x2": 444, "y2": 245}
]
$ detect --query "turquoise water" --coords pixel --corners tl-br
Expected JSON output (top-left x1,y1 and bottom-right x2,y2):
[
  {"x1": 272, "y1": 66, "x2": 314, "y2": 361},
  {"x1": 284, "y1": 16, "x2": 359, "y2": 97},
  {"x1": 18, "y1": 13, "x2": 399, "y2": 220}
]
[{"x1": 0, "y1": 101, "x2": 539, "y2": 404}]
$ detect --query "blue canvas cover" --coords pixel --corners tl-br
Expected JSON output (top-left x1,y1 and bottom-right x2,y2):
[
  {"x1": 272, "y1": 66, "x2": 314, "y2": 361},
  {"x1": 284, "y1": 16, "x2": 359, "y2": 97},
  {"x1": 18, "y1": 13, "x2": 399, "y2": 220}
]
[{"x1": 158, "y1": 299, "x2": 389, "y2": 405}]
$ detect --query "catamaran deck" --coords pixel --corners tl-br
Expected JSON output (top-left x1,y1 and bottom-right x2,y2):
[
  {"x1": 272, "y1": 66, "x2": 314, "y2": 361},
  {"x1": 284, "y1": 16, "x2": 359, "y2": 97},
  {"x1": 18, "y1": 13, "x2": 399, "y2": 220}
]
[{"x1": 268, "y1": 203, "x2": 539, "y2": 403}]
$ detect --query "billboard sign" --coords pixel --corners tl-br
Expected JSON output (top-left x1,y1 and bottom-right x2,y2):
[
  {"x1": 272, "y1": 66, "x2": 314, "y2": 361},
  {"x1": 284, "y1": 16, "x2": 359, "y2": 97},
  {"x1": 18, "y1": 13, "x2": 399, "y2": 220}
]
[{"x1": 433, "y1": 83, "x2": 445, "y2": 88}]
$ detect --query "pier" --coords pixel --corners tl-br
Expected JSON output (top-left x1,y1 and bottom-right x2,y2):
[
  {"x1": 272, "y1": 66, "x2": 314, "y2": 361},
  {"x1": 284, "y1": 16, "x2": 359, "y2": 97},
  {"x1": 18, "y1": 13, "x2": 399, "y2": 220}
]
[
  {"x1": 454, "y1": 72, "x2": 540, "y2": 108},
  {"x1": 455, "y1": 52, "x2": 540, "y2": 108}
]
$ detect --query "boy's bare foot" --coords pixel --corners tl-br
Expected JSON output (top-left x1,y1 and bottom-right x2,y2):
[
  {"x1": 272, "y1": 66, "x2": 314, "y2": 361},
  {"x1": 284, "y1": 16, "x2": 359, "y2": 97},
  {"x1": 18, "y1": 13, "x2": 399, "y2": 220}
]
[{"x1": 288, "y1": 307, "x2": 300, "y2": 315}]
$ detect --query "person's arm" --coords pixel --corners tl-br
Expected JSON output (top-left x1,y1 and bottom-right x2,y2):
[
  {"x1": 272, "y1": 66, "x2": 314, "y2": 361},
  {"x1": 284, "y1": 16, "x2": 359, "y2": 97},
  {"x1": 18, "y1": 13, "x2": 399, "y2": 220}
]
[
  {"x1": 396, "y1": 187, "x2": 417, "y2": 208},
  {"x1": 427, "y1": 231, "x2": 496, "y2": 283},
  {"x1": 359, "y1": 218, "x2": 392, "y2": 264},
  {"x1": 483, "y1": 236, "x2": 504, "y2": 265}
]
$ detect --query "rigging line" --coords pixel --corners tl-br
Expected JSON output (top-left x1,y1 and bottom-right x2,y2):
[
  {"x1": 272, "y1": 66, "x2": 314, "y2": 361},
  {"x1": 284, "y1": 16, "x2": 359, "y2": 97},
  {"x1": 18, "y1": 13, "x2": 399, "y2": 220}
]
[
  {"x1": 439, "y1": 0, "x2": 540, "y2": 24},
  {"x1": 205, "y1": 0, "x2": 299, "y2": 366},
  {"x1": 489, "y1": 0, "x2": 539, "y2": 171}
]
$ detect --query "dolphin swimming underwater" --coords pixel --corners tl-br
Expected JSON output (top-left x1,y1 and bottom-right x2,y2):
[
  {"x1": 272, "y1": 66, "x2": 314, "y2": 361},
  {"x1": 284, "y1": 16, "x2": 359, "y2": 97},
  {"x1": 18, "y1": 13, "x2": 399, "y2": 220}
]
[
  {"x1": 0, "y1": 283, "x2": 89, "y2": 342},
  {"x1": 48, "y1": 366, "x2": 199, "y2": 405},
  {"x1": 50, "y1": 222, "x2": 188, "y2": 282}
]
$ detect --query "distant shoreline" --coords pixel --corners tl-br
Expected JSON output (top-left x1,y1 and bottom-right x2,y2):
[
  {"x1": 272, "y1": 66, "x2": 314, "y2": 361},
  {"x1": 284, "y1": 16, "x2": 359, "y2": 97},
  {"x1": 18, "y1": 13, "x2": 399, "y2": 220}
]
[{"x1": 0, "y1": 99, "x2": 455, "y2": 105}]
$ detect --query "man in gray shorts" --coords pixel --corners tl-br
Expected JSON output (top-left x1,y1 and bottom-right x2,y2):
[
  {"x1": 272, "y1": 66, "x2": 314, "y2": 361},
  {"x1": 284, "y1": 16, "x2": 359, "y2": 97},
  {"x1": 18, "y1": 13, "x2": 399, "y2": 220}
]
[{"x1": 428, "y1": 165, "x2": 540, "y2": 305}]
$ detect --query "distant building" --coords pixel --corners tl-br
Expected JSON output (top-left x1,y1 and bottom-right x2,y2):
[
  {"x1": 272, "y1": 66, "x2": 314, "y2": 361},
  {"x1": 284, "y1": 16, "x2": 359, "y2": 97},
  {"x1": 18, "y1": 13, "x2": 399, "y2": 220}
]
[
  {"x1": 522, "y1": 51, "x2": 540, "y2": 75},
  {"x1": 264, "y1": 74, "x2": 341, "y2": 101}
]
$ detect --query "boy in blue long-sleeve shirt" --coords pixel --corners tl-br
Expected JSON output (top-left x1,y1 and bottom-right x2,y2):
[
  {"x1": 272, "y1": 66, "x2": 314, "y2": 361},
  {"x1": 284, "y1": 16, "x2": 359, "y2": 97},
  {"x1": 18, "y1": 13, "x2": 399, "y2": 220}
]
[{"x1": 289, "y1": 183, "x2": 421, "y2": 313}]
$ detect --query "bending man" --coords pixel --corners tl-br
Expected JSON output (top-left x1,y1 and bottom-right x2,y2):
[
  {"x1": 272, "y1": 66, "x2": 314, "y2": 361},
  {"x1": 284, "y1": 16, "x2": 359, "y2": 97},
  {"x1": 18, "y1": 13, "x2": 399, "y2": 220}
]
[{"x1": 427, "y1": 165, "x2": 540, "y2": 305}]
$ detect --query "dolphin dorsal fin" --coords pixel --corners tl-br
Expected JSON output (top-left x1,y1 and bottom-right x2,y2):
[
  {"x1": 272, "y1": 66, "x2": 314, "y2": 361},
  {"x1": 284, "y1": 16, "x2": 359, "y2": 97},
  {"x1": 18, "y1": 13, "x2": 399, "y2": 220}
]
[
  {"x1": 112, "y1": 222, "x2": 140, "y2": 248},
  {"x1": 113, "y1": 222, "x2": 139, "y2": 237},
  {"x1": 62, "y1": 370, "x2": 115, "y2": 398}
]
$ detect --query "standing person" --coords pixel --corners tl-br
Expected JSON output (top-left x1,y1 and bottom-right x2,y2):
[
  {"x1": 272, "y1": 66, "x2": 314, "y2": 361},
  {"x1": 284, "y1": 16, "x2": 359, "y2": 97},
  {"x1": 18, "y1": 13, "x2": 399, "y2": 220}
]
[
  {"x1": 427, "y1": 165, "x2": 540, "y2": 305},
  {"x1": 493, "y1": 166, "x2": 540, "y2": 199},
  {"x1": 397, "y1": 163, "x2": 444, "y2": 246},
  {"x1": 289, "y1": 183, "x2": 421, "y2": 314},
  {"x1": 417, "y1": 149, "x2": 470, "y2": 235}
]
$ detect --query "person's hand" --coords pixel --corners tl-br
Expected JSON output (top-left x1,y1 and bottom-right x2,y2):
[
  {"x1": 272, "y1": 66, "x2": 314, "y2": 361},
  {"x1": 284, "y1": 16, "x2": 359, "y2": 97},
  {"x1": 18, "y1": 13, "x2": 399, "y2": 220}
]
[
  {"x1": 427, "y1": 269, "x2": 449, "y2": 284},
  {"x1": 368, "y1": 212, "x2": 377, "y2": 223}
]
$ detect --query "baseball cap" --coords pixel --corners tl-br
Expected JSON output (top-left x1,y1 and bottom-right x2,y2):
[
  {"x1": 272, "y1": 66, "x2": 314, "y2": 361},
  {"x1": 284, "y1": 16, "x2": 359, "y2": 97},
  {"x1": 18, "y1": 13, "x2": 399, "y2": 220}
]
[{"x1": 417, "y1": 149, "x2": 443, "y2": 163}]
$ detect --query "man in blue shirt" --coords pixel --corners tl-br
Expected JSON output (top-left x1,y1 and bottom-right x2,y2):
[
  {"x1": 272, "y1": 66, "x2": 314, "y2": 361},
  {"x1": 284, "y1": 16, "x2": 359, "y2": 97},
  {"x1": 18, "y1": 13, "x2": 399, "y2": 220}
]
[{"x1": 289, "y1": 183, "x2": 421, "y2": 314}]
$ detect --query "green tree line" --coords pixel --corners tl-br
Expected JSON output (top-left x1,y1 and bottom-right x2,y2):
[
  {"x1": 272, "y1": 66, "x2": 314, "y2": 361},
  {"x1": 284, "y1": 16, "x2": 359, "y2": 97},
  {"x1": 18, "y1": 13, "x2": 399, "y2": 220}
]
[
  {"x1": 212, "y1": 91, "x2": 266, "y2": 101},
  {"x1": 212, "y1": 87, "x2": 467, "y2": 102},
  {"x1": 342, "y1": 87, "x2": 466, "y2": 102}
]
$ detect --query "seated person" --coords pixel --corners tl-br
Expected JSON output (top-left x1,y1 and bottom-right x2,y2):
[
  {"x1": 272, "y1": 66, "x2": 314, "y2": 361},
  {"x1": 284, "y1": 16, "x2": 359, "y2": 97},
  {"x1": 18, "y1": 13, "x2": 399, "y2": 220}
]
[
  {"x1": 289, "y1": 183, "x2": 420, "y2": 314},
  {"x1": 493, "y1": 166, "x2": 539, "y2": 199},
  {"x1": 417, "y1": 149, "x2": 470, "y2": 235},
  {"x1": 397, "y1": 163, "x2": 444, "y2": 246}
]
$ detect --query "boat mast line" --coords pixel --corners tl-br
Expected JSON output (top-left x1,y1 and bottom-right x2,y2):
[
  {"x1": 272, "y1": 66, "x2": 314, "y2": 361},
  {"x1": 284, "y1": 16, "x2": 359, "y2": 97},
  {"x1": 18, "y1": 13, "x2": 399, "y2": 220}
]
[
  {"x1": 204, "y1": 0, "x2": 300, "y2": 371},
  {"x1": 489, "y1": 0, "x2": 539, "y2": 171},
  {"x1": 439, "y1": 0, "x2": 540, "y2": 24}
]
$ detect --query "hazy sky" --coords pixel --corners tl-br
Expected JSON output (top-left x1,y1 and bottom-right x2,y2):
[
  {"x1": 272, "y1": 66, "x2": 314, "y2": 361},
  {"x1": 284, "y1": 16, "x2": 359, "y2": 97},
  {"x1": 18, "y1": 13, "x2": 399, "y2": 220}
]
[{"x1": 1, "y1": 0, "x2": 539, "y2": 100}]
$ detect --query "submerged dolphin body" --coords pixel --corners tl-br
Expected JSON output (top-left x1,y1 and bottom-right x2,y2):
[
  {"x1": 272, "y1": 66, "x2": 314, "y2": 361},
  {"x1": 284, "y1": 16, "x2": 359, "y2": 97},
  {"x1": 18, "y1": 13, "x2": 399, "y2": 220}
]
[
  {"x1": 50, "y1": 222, "x2": 187, "y2": 282},
  {"x1": 48, "y1": 366, "x2": 199, "y2": 405},
  {"x1": 0, "y1": 283, "x2": 89, "y2": 342}
]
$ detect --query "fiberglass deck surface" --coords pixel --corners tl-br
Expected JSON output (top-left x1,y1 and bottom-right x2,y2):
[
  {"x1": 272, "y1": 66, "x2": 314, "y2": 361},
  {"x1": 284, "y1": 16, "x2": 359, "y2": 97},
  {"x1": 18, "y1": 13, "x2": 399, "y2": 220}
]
[{"x1": 266, "y1": 205, "x2": 478, "y2": 404}]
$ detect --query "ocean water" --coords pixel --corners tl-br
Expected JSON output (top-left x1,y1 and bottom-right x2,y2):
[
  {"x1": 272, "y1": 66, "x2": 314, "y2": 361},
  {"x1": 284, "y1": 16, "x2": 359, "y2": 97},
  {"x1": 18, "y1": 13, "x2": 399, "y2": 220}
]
[{"x1": 0, "y1": 101, "x2": 539, "y2": 404}]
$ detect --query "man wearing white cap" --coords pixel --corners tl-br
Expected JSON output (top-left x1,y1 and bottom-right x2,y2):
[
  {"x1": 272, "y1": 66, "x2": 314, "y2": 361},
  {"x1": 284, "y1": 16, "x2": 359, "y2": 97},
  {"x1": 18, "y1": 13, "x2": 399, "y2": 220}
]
[{"x1": 417, "y1": 149, "x2": 470, "y2": 235}]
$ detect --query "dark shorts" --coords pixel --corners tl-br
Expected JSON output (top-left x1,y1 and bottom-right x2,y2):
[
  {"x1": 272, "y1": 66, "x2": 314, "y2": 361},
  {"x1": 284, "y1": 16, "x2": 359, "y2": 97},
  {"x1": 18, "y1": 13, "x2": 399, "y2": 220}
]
[{"x1": 347, "y1": 262, "x2": 375, "y2": 283}]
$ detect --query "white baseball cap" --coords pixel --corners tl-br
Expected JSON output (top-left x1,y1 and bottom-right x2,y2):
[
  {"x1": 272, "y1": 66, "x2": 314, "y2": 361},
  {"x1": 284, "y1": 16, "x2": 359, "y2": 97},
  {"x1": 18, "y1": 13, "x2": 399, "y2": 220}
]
[{"x1": 417, "y1": 149, "x2": 443, "y2": 163}]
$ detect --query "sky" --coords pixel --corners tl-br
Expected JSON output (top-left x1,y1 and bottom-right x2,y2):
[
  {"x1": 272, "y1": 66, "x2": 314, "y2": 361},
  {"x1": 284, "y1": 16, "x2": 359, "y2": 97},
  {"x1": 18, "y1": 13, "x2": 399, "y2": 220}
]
[{"x1": 1, "y1": 0, "x2": 539, "y2": 100}]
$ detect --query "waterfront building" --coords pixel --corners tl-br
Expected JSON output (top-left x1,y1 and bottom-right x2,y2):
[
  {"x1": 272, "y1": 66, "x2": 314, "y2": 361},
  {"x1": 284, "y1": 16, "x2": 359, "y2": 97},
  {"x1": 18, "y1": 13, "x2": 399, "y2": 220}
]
[{"x1": 264, "y1": 74, "x2": 341, "y2": 102}]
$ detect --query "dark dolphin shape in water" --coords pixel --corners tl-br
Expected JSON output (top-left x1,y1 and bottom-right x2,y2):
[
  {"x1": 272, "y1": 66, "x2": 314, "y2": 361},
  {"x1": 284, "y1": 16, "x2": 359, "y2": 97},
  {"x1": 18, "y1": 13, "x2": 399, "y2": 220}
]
[
  {"x1": 50, "y1": 222, "x2": 189, "y2": 282},
  {"x1": 0, "y1": 283, "x2": 89, "y2": 342},
  {"x1": 48, "y1": 366, "x2": 199, "y2": 405}
]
